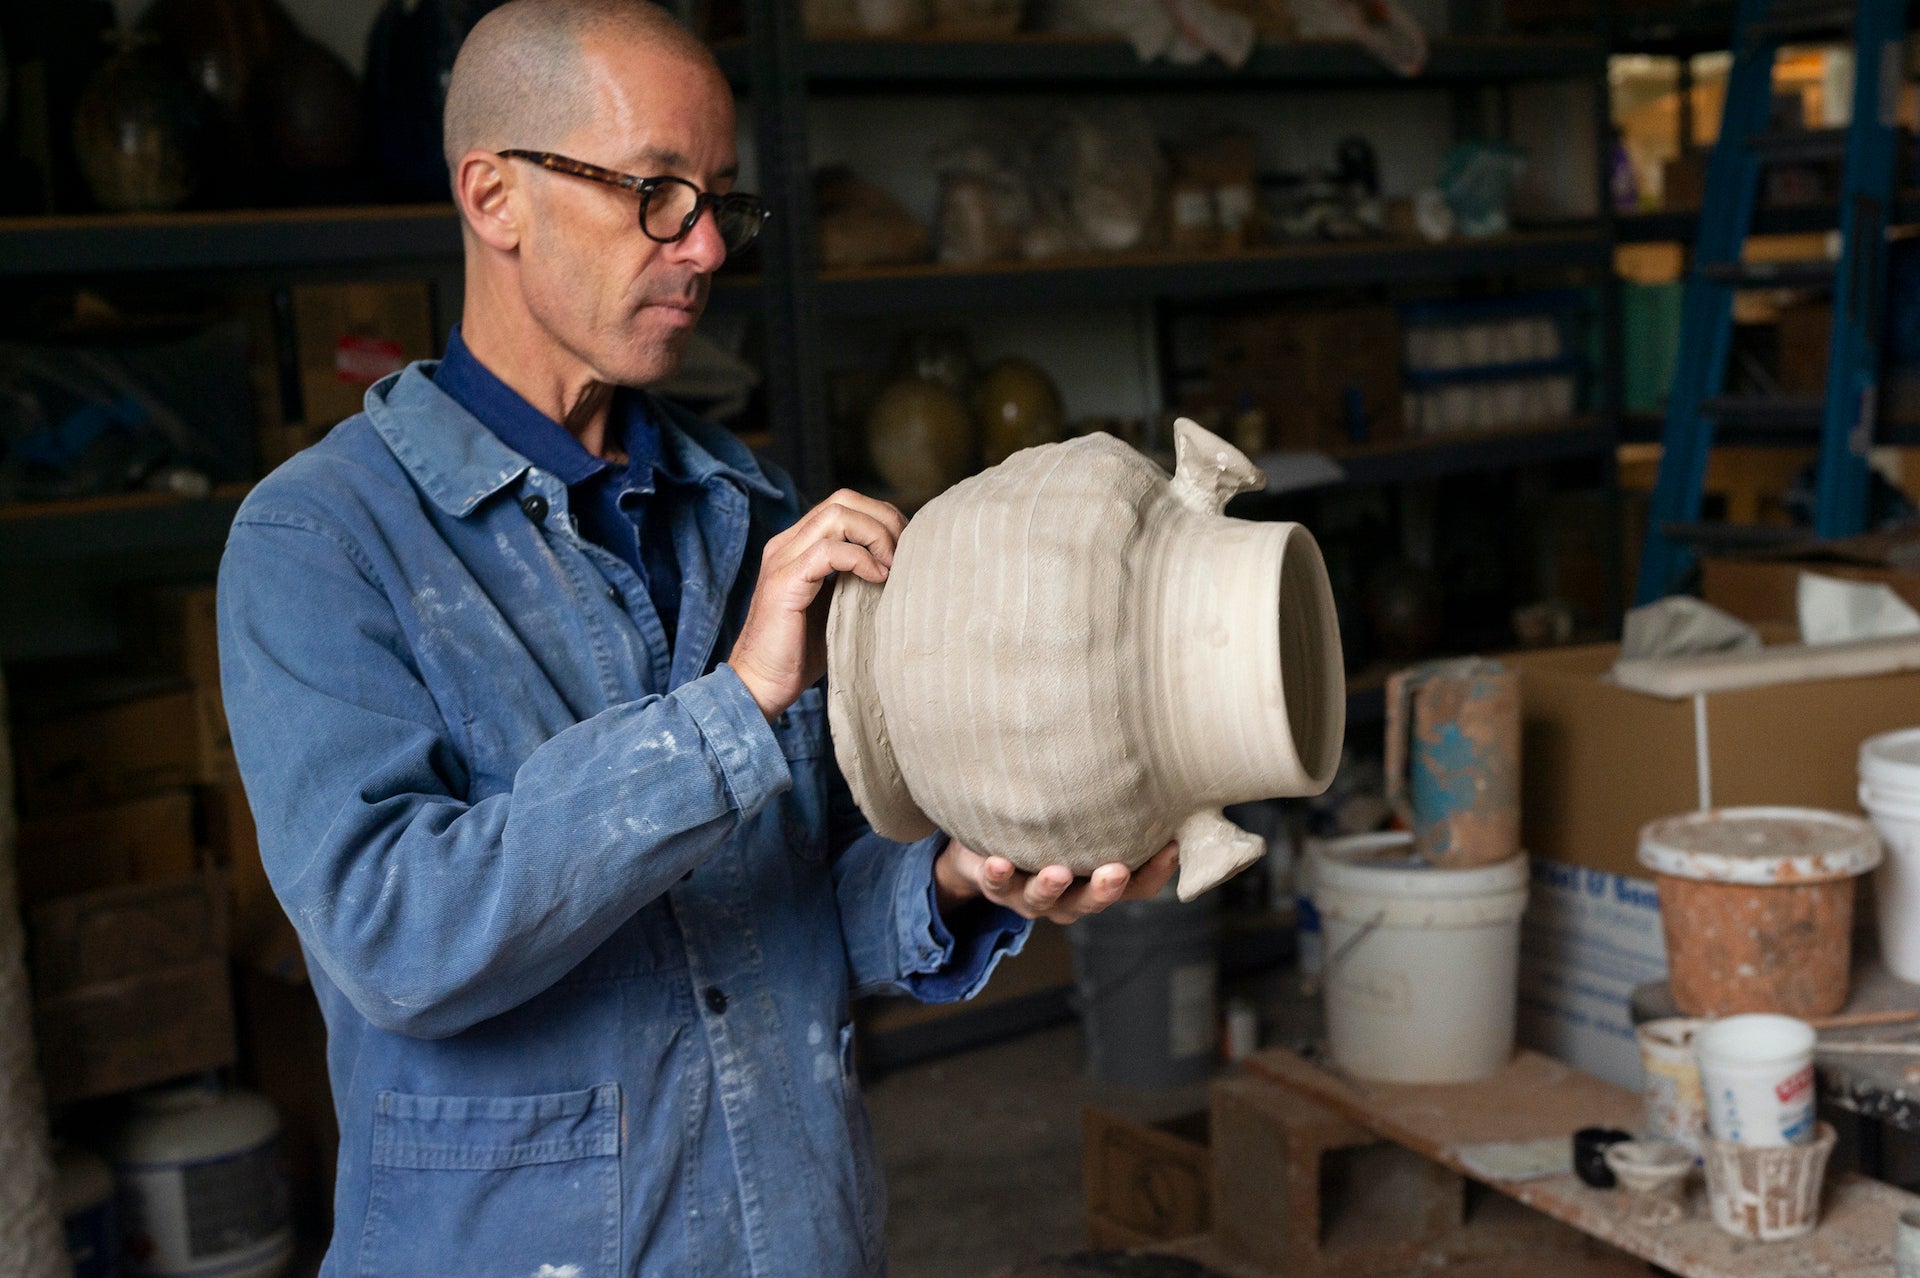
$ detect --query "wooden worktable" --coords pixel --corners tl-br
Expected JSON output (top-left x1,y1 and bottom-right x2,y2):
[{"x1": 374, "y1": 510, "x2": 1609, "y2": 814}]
[{"x1": 1246, "y1": 1047, "x2": 1917, "y2": 1278}]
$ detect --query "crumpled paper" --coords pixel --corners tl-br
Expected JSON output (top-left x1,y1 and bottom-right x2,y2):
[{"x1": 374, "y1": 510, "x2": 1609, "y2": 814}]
[
  {"x1": 1619, "y1": 596, "x2": 1762, "y2": 663},
  {"x1": 1798, "y1": 570, "x2": 1920, "y2": 645}
]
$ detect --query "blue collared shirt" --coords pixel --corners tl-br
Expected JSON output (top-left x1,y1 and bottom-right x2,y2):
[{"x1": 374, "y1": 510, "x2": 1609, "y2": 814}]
[
  {"x1": 216, "y1": 365, "x2": 1028, "y2": 1277},
  {"x1": 434, "y1": 326, "x2": 688, "y2": 640}
]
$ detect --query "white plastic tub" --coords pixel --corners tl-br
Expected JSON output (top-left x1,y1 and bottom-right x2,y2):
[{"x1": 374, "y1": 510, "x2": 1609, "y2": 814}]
[
  {"x1": 1693, "y1": 1014, "x2": 1817, "y2": 1147},
  {"x1": 1861, "y1": 728, "x2": 1920, "y2": 981},
  {"x1": 1309, "y1": 831, "x2": 1528, "y2": 1083}
]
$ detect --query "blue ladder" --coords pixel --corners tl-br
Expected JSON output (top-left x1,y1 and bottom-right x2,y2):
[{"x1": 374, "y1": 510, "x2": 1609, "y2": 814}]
[{"x1": 1634, "y1": 0, "x2": 1906, "y2": 604}]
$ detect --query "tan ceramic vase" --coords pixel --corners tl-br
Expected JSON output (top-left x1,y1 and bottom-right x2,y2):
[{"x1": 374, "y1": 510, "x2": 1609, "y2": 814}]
[{"x1": 827, "y1": 417, "x2": 1346, "y2": 901}]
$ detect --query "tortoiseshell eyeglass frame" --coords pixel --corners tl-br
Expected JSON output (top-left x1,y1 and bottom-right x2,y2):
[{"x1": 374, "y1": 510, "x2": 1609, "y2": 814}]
[{"x1": 497, "y1": 149, "x2": 771, "y2": 251}]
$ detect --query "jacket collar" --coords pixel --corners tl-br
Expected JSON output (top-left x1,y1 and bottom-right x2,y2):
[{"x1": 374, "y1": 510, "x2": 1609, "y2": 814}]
[{"x1": 364, "y1": 362, "x2": 783, "y2": 518}]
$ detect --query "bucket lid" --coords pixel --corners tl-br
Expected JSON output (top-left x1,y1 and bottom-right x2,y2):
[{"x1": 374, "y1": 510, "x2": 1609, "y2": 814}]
[
  {"x1": 1637, "y1": 807, "x2": 1881, "y2": 885},
  {"x1": 1861, "y1": 727, "x2": 1920, "y2": 791},
  {"x1": 1308, "y1": 830, "x2": 1528, "y2": 899}
]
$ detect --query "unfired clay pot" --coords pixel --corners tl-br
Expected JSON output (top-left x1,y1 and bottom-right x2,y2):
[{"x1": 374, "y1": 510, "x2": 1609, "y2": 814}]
[{"x1": 828, "y1": 417, "x2": 1346, "y2": 901}]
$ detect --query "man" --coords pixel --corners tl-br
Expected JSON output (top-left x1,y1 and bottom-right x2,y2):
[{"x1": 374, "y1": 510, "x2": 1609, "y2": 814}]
[{"x1": 217, "y1": 2, "x2": 1178, "y2": 1274}]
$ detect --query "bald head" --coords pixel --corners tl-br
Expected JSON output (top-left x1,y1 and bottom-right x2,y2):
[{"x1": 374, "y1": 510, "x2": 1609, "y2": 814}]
[{"x1": 443, "y1": 0, "x2": 719, "y2": 177}]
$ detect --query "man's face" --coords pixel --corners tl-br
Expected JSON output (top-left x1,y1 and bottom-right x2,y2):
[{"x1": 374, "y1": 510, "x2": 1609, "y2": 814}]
[{"x1": 515, "y1": 38, "x2": 738, "y2": 388}]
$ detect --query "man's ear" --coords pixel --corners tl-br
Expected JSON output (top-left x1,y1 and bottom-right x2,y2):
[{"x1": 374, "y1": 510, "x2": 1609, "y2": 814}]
[{"x1": 455, "y1": 150, "x2": 521, "y2": 252}]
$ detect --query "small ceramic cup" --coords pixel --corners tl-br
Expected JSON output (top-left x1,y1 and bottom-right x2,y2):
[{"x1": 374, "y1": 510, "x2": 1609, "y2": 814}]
[{"x1": 1604, "y1": 1140, "x2": 1693, "y2": 1227}]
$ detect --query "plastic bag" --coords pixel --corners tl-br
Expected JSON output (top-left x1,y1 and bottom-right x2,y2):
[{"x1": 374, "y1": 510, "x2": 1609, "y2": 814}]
[
  {"x1": 1287, "y1": 0, "x2": 1427, "y2": 76},
  {"x1": 1436, "y1": 141, "x2": 1527, "y2": 238},
  {"x1": 934, "y1": 142, "x2": 1033, "y2": 265},
  {"x1": 1030, "y1": 108, "x2": 1165, "y2": 253}
]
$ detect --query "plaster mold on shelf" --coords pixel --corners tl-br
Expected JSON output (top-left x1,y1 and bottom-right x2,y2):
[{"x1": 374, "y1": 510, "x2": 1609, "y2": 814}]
[{"x1": 827, "y1": 416, "x2": 1345, "y2": 901}]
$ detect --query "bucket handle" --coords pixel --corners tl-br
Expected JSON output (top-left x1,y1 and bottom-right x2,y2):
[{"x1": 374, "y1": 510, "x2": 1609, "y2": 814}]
[{"x1": 1323, "y1": 909, "x2": 1387, "y2": 977}]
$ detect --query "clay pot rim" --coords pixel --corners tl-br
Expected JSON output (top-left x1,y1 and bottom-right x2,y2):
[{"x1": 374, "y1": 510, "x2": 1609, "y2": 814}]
[{"x1": 1638, "y1": 806, "x2": 1882, "y2": 885}]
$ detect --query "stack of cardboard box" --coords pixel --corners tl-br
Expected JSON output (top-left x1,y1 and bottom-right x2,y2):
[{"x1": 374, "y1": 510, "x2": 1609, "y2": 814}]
[
  {"x1": 11, "y1": 585, "x2": 339, "y2": 1233},
  {"x1": 11, "y1": 601, "x2": 242, "y2": 1103}
]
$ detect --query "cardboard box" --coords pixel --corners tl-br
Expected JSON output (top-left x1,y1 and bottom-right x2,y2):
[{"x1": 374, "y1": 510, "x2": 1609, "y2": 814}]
[
  {"x1": 32, "y1": 875, "x2": 227, "y2": 999},
  {"x1": 37, "y1": 956, "x2": 237, "y2": 1104},
  {"x1": 1517, "y1": 860, "x2": 1669, "y2": 1090},
  {"x1": 292, "y1": 283, "x2": 435, "y2": 427},
  {"x1": 128, "y1": 584, "x2": 220, "y2": 689},
  {"x1": 1208, "y1": 307, "x2": 1403, "y2": 450},
  {"x1": 1702, "y1": 530, "x2": 1920, "y2": 629},
  {"x1": 1514, "y1": 641, "x2": 1920, "y2": 878},
  {"x1": 15, "y1": 688, "x2": 203, "y2": 814},
  {"x1": 1083, "y1": 1106, "x2": 1210, "y2": 1246},
  {"x1": 1661, "y1": 152, "x2": 1705, "y2": 211},
  {"x1": 16, "y1": 790, "x2": 199, "y2": 907}
]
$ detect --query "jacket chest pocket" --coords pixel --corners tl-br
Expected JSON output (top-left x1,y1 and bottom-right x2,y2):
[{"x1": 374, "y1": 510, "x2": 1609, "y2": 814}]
[
  {"x1": 776, "y1": 686, "x2": 830, "y2": 863},
  {"x1": 356, "y1": 1084, "x2": 621, "y2": 1278}
]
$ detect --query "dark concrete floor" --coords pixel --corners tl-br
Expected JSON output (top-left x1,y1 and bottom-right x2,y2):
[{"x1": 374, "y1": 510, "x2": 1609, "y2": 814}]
[{"x1": 865, "y1": 1022, "x2": 1211, "y2": 1278}]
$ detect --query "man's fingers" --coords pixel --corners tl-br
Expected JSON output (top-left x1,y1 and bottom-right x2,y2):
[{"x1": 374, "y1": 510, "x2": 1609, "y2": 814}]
[
  {"x1": 782, "y1": 501, "x2": 899, "y2": 569},
  {"x1": 798, "y1": 539, "x2": 889, "y2": 587},
  {"x1": 1020, "y1": 866, "x2": 1072, "y2": 914},
  {"x1": 981, "y1": 856, "x2": 1018, "y2": 892},
  {"x1": 821, "y1": 488, "x2": 908, "y2": 542},
  {"x1": 1119, "y1": 844, "x2": 1179, "y2": 900},
  {"x1": 1044, "y1": 864, "x2": 1130, "y2": 923}
]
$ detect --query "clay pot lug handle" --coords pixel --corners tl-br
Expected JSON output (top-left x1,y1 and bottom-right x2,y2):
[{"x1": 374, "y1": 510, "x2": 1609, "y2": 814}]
[
  {"x1": 1169, "y1": 417, "x2": 1266, "y2": 515},
  {"x1": 1173, "y1": 809, "x2": 1267, "y2": 902}
]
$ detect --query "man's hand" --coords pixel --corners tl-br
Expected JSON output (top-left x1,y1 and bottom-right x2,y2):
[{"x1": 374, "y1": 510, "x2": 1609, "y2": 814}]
[
  {"x1": 728, "y1": 490, "x2": 906, "y2": 722},
  {"x1": 934, "y1": 840, "x2": 1180, "y2": 924}
]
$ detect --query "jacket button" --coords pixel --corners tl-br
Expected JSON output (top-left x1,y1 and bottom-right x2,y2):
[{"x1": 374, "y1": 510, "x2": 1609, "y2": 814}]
[
  {"x1": 704, "y1": 986, "x2": 729, "y2": 1015},
  {"x1": 606, "y1": 584, "x2": 621, "y2": 604},
  {"x1": 520, "y1": 494, "x2": 549, "y2": 523}
]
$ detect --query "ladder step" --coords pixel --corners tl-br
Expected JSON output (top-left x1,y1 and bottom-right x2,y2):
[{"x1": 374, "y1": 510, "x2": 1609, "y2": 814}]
[
  {"x1": 1697, "y1": 258, "x2": 1836, "y2": 288},
  {"x1": 1659, "y1": 521, "x2": 1810, "y2": 554},
  {"x1": 1746, "y1": 1, "x2": 1853, "y2": 42},
  {"x1": 1701, "y1": 396, "x2": 1825, "y2": 431},
  {"x1": 1747, "y1": 127, "x2": 1848, "y2": 163}
]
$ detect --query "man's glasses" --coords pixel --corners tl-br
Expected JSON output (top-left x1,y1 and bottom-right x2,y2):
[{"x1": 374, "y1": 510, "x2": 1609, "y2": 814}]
[{"x1": 498, "y1": 150, "x2": 771, "y2": 254}]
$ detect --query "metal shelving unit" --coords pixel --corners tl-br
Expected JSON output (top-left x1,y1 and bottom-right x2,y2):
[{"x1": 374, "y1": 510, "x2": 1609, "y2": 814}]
[
  {"x1": 804, "y1": 228, "x2": 1608, "y2": 314},
  {"x1": 1616, "y1": 192, "x2": 1920, "y2": 242},
  {"x1": 0, "y1": 205, "x2": 461, "y2": 276},
  {"x1": 718, "y1": 33, "x2": 1605, "y2": 87},
  {"x1": 0, "y1": 486, "x2": 253, "y2": 565},
  {"x1": 735, "y1": 21, "x2": 1625, "y2": 496},
  {"x1": 0, "y1": 13, "x2": 1625, "y2": 605}
]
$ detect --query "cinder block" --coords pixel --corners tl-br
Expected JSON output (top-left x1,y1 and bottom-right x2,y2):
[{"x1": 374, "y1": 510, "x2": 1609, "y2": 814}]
[
  {"x1": 1210, "y1": 1075, "x2": 1616, "y2": 1276},
  {"x1": 1210, "y1": 1075, "x2": 1457, "y2": 1276}
]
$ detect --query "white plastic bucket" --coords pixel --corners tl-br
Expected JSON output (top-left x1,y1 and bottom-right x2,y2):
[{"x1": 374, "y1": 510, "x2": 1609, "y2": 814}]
[
  {"x1": 1693, "y1": 1014, "x2": 1817, "y2": 1147},
  {"x1": 1862, "y1": 728, "x2": 1920, "y2": 982},
  {"x1": 1309, "y1": 831, "x2": 1528, "y2": 1084}
]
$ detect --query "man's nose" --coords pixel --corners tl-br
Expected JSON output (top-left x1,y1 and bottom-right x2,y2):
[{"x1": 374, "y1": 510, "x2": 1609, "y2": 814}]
[{"x1": 672, "y1": 204, "x2": 729, "y2": 271}]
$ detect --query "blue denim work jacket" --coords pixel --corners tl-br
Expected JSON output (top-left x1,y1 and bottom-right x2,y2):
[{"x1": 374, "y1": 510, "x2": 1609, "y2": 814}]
[{"x1": 216, "y1": 365, "x2": 1029, "y2": 1277}]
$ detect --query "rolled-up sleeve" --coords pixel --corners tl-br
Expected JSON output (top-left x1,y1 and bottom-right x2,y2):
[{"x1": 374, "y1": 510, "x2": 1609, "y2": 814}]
[{"x1": 830, "y1": 825, "x2": 1030, "y2": 1003}]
